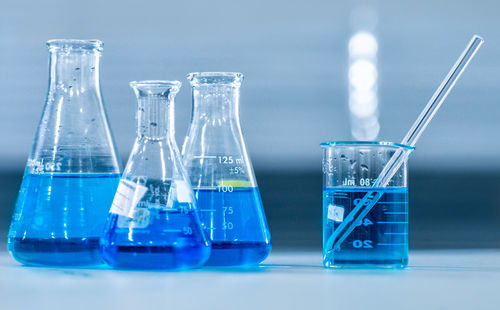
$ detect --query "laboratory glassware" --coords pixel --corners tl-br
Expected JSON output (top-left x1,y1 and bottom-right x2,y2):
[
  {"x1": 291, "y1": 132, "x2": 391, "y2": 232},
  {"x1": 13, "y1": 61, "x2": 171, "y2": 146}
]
[
  {"x1": 182, "y1": 72, "x2": 271, "y2": 266},
  {"x1": 100, "y1": 80, "x2": 210, "y2": 270},
  {"x1": 321, "y1": 141, "x2": 414, "y2": 268},
  {"x1": 7, "y1": 39, "x2": 122, "y2": 266},
  {"x1": 325, "y1": 35, "x2": 484, "y2": 255}
]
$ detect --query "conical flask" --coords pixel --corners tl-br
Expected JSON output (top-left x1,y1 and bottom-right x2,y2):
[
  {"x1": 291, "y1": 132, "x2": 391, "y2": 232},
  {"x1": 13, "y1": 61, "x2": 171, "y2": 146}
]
[
  {"x1": 100, "y1": 80, "x2": 210, "y2": 270},
  {"x1": 182, "y1": 72, "x2": 271, "y2": 266},
  {"x1": 7, "y1": 39, "x2": 122, "y2": 266}
]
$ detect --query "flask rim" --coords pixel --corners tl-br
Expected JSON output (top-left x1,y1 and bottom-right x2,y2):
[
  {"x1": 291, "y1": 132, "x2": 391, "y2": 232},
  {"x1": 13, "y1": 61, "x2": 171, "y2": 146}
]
[
  {"x1": 46, "y1": 39, "x2": 103, "y2": 52},
  {"x1": 129, "y1": 80, "x2": 182, "y2": 94},
  {"x1": 187, "y1": 72, "x2": 244, "y2": 86}
]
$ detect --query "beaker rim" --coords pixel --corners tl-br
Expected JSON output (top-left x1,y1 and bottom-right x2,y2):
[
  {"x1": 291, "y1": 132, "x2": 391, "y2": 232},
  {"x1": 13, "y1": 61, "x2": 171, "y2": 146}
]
[
  {"x1": 320, "y1": 141, "x2": 415, "y2": 150},
  {"x1": 46, "y1": 39, "x2": 103, "y2": 52},
  {"x1": 187, "y1": 72, "x2": 244, "y2": 86}
]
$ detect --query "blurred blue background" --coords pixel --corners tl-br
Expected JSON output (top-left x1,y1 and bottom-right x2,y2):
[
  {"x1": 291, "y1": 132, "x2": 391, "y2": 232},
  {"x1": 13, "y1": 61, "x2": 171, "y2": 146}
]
[{"x1": 1, "y1": 0, "x2": 499, "y2": 250}]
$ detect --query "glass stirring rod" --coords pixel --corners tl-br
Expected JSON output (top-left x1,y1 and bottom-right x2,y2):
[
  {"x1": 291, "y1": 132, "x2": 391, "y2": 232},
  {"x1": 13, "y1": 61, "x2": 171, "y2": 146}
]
[{"x1": 325, "y1": 35, "x2": 484, "y2": 254}]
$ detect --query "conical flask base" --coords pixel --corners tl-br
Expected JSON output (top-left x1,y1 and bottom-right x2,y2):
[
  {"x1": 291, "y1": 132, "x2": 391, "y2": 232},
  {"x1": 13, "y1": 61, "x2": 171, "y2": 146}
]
[
  {"x1": 100, "y1": 209, "x2": 210, "y2": 270},
  {"x1": 8, "y1": 237, "x2": 102, "y2": 266},
  {"x1": 205, "y1": 241, "x2": 271, "y2": 266},
  {"x1": 8, "y1": 172, "x2": 120, "y2": 266}
]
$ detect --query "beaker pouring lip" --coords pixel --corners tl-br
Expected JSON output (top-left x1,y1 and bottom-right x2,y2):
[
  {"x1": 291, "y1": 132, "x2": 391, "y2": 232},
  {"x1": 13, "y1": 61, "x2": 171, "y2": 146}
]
[
  {"x1": 130, "y1": 80, "x2": 182, "y2": 94},
  {"x1": 320, "y1": 141, "x2": 415, "y2": 150},
  {"x1": 187, "y1": 72, "x2": 244, "y2": 86},
  {"x1": 46, "y1": 39, "x2": 103, "y2": 52}
]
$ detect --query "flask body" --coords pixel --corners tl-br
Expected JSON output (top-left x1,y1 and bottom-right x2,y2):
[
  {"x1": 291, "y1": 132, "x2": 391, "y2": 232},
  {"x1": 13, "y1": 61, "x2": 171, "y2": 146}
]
[
  {"x1": 8, "y1": 39, "x2": 122, "y2": 266},
  {"x1": 100, "y1": 81, "x2": 210, "y2": 270},
  {"x1": 182, "y1": 72, "x2": 271, "y2": 266}
]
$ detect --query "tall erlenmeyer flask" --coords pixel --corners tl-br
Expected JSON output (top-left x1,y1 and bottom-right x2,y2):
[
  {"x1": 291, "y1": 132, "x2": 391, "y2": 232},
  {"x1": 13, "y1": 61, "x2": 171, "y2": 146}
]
[
  {"x1": 100, "y1": 81, "x2": 210, "y2": 270},
  {"x1": 7, "y1": 39, "x2": 122, "y2": 266},
  {"x1": 182, "y1": 72, "x2": 271, "y2": 266}
]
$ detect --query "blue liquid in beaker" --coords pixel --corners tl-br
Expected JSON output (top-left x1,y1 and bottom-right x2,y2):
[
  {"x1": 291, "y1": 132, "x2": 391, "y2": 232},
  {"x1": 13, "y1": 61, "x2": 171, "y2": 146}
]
[
  {"x1": 8, "y1": 173, "x2": 120, "y2": 266},
  {"x1": 100, "y1": 208, "x2": 210, "y2": 270},
  {"x1": 195, "y1": 187, "x2": 271, "y2": 266},
  {"x1": 323, "y1": 187, "x2": 408, "y2": 267}
]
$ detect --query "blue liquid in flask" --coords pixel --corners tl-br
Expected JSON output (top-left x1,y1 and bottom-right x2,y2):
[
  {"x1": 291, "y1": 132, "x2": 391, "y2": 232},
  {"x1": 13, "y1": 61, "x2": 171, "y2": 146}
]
[
  {"x1": 195, "y1": 187, "x2": 271, "y2": 266},
  {"x1": 8, "y1": 173, "x2": 120, "y2": 266},
  {"x1": 323, "y1": 187, "x2": 408, "y2": 267},
  {"x1": 100, "y1": 205, "x2": 210, "y2": 270}
]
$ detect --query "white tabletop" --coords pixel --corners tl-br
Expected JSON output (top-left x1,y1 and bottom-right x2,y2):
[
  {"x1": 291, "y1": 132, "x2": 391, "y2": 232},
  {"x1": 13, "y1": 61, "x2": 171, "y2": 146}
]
[{"x1": 1, "y1": 250, "x2": 499, "y2": 310}]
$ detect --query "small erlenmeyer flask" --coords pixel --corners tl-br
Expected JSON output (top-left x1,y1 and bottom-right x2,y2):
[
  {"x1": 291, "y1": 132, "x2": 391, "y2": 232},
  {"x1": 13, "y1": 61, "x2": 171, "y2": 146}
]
[
  {"x1": 182, "y1": 72, "x2": 271, "y2": 266},
  {"x1": 100, "y1": 80, "x2": 210, "y2": 270},
  {"x1": 7, "y1": 39, "x2": 122, "y2": 266}
]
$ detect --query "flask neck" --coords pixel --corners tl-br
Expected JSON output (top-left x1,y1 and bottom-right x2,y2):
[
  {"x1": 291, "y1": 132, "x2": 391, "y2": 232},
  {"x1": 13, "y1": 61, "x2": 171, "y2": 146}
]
[
  {"x1": 48, "y1": 50, "x2": 100, "y2": 93},
  {"x1": 137, "y1": 96, "x2": 174, "y2": 140},
  {"x1": 131, "y1": 81, "x2": 181, "y2": 140},
  {"x1": 191, "y1": 85, "x2": 240, "y2": 123}
]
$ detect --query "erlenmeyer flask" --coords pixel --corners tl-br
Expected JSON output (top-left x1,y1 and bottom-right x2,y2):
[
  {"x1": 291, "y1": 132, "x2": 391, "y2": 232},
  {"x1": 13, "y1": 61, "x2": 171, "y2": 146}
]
[
  {"x1": 7, "y1": 39, "x2": 122, "y2": 266},
  {"x1": 182, "y1": 72, "x2": 271, "y2": 266},
  {"x1": 100, "y1": 80, "x2": 210, "y2": 270}
]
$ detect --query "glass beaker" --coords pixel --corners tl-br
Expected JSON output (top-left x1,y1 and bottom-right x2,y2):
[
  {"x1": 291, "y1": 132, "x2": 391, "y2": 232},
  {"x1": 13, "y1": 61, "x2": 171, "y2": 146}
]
[
  {"x1": 181, "y1": 72, "x2": 271, "y2": 266},
  {"x1": 321, "y1": 141, "x2": 414, "y2": 268},
  {"x1": 100, "y1": 80, "x2": 210, "y2": 270},
  {"x1": 7, "y1": 39, "x2": 122, "y2": 266}
]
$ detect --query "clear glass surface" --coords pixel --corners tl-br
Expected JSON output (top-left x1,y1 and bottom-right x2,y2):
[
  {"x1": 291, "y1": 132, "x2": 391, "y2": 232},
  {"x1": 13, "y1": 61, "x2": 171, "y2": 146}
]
[
  {"x1": 181, "y1": 72, "x2": 271, "y2": 266},
  {"x1": 7, "y1": 39, "x2": 122, "y2": 266},
  {"x1": 100, "y1": 80, "x2": 210, "y2": 270}
]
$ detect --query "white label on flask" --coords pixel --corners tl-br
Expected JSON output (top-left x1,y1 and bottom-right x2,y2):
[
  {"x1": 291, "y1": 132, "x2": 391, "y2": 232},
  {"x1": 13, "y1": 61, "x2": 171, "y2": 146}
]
[
  {"x1": 328, "y1": 204, "x2": 344, "y2": 222},
  {"x1": 175, "y1": 180, "x2": 192, "y2": 203},
  {"x1": 116, "y1": 208, "x2": 150, "y2": 229},
  {"x1": 130, "y1": 208, "x2": 150, "y2": 228},
  {"x1": 109, "y1": 179, "x2": 148, "y2": 217}
]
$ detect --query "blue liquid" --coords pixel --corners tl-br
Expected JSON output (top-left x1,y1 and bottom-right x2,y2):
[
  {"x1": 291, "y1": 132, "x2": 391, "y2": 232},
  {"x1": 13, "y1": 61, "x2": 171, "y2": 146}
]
[
  {"x1": 195, "y1": 187, "x2": 271, "y2": 266},
  {"x1": 323, "y1": 187, "x2": 408, "y2": 267},
  {"x1": 100, "y1": 208, "x2": 210, "y2": 270},
  {"x1": 7, "y1": 173, "x2": 120, "y2": 266}
]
